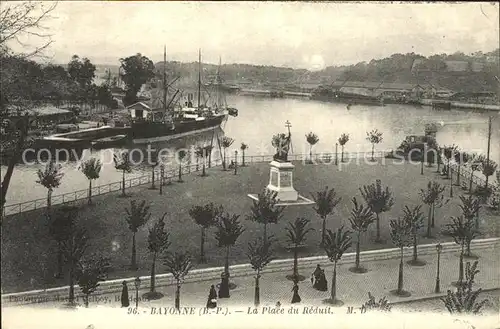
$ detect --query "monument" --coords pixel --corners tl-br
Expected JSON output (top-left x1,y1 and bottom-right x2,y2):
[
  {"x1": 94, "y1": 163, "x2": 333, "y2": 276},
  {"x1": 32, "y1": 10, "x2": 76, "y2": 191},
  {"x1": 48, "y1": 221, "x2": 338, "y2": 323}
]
[{"x1": 248, "y1": 121, "x2": 314, "y2": 206}]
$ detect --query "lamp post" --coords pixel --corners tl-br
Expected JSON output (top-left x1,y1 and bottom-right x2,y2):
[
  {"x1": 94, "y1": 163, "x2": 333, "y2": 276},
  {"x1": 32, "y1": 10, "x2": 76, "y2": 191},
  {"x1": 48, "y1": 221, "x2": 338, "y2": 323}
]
[
  {"x1": 335, "y1": 143, "x2": 338, "y2": 166},
  {"x1": 450, "y1": 166, "x2": 454, "y2": 198},
  {"x1": 134, "y1": 277, "x2": 141, "y2": 308},
  {"x1": 421, "y1": 143, "x2": 427, "y2": 175},
  {"x1": 234, "y1": 150, "x2": 238, "y2": 175},
  {"x1": 435, "y1": 243, "x2": 442, "y2": 293}
]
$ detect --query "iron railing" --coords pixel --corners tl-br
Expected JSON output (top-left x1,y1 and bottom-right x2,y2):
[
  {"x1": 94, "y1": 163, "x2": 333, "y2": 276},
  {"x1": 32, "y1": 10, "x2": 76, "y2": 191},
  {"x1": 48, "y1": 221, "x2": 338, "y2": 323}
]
[{"x1": 3, "y1": 150, "x2": 492, "y2": 217}]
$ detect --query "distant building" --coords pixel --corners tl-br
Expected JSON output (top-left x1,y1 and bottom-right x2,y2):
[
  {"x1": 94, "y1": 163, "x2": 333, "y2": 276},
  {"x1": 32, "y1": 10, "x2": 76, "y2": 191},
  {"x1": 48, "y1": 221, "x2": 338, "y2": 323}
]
[
  {"x1": 4, "y1": 105, "x2": 74, "y2": 126},
  {"x1": 323, "y1": 81, "x2": 452, "y2": 99},
  {"x1": 486, "y1": 55, "x2": 499, "y2": 63},
  {"x1": 444, "y1": 60, "x2": 469, "y2": 72},
  {"x1": 126, "y1": 102, "x2": 151, "y2": 120},
  {"x1": 471, "y1": 62, "x2": 485, "y2": 72}
]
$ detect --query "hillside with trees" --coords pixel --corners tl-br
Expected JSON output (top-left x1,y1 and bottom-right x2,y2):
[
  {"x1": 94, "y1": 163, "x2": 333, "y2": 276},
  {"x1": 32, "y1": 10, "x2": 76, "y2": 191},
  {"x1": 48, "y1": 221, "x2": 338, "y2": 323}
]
[
  {"x1": 149, "y1": 49, "x2": 499, "y2": 93},
  {"x1": 335, "y1": 49, "x2": 499, "y2": 92}
]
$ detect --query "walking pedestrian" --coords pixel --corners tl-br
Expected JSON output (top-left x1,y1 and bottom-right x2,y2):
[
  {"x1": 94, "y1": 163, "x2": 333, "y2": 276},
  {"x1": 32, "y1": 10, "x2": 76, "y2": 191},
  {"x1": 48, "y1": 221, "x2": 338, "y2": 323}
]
[
  {"x1": 206, "y1": 285, "x2": 217, "y2": 309},
  {"x1": 121, "y1": 281, "x2": 130, "y2": 307},
  {"x1": 291, "y1": 280, "x2": 301, "y2": 304}
]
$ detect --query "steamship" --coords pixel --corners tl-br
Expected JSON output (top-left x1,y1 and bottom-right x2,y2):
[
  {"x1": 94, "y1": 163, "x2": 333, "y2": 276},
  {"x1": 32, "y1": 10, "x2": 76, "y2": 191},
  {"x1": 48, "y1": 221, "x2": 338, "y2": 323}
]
[{"x1": 128, "y1": 49, "x2": 231, "y2": 144}]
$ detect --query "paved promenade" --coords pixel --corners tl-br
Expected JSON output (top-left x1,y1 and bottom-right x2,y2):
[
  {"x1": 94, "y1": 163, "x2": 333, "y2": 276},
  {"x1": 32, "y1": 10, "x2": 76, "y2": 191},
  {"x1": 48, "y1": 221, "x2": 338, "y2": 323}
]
[
  {"x1": 3, "y1": 245, "x2": 498, "y2": 311},
  {"x1": 3, "y1": 245, "x2": 499, "y2": 329}
]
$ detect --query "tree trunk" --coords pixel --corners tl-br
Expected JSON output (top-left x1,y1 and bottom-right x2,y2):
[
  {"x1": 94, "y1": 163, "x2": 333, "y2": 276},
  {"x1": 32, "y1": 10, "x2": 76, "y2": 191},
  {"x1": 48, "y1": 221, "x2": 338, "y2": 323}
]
[
  {"x1": 88, "y1": 180, "x2": 92, "y2": 204},
  {"x1": 397, "y1": 248, "x2": 404, "y2": 293},
  {"x1": 309, "y1": 145, "x2": 312, "y2": 162},
  {"x1": 466, "y1": 240, "x2": 471, "y2": 257},
  {"x1": 321, "y1": 216, "x2": 326, "y2": 246},
  {"x1": 196, "y1": 158, "x2": 199, "y2": 171},
  {"x1": 469, "y1": 171, "x2": 474, "y2": 193},
  {"x1": 150, "y1": 252, "x2": 156, "y2": 293},
  {"x1": 56, "y1": 241, "x2": 63, "y2": 278},
  {"x1": 178, "y1": 164, "x2": 182, "y2": 182},
  {"x1": 69, "y1": 263, "x2": 75, "y2": 304},
  {"x1": 375, "y1": 213, "x2": 381, "y2": 242},
  {"x1": 222, "y1": 148, "x2": 226, "y2": 170},
  {"x1": 426, "y1": 204, "x2": 432, "y2": 237},
  {"x1": 159, "y1": 168, "x2": 164, "y2": 195},
  {"x1": 293, "y1": 245, "x2": 298, "y2": 279},
  {"x1": 457, "y1": 164, "x2": 461, "y2": 186},
  {"x1": 122, "y1": 170, "x2": 126, "y2": 196},
  {"x1": 355, "y1": 233, "x2": 361, "y2": 269},
  {"x1": 0, "y1": 120, "x2": 27, "y2": 218},
  {"x1": 458, "y1": 245, "x2": 464, "y2": 283},
  {"x1": 175, "y1": 282, "x2": 180, "y2": 310},
  {"x1": 341, "y1": 145, "x2": 344, "y2": 162},
  {"x1": 202, "y1": 163, "x2": 206, "y2": 176},
  {"x1": 200, "y1": 227, "x2": 206, "y2": 263},
  {"x1": 431, "y1": 203, "x2": 435, "y2": 228},
  {"x1": 131, "y1": 232, "x2": 137, "y2": 270},
  {"x1": 331, "y1": 261, "x2": 337, "y2": 302},
  {"x1": 254, "y1": 274, "x2": 260, "y2": 306},
  {"x1": 412, "y1": 233, "x2": 418, "y2": 261},
  {"x1": 84, "y1": 294, "x2": 89, "y2": 308},
  {"x1": 219, "y1": 246, "x2": 231, "y2": 298},
  {"x1": 371, "y1": 144, "x2": 375, "y2": 161},
  {"x1": 47, "y1": 188, "x2": 52, "y2": 213},
  {"x1": 224, "y1": 246, "x2": 230, "y2": 276},
  {"x1": 242, "y1": 150, "x2": 245, "y2": 166}
]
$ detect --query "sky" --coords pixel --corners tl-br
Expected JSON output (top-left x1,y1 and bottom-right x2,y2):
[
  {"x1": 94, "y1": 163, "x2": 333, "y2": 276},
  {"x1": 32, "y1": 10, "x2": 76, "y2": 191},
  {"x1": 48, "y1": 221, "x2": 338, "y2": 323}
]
[{"x1": 7, "y1": 1, "x2": 500, "y2": 70}]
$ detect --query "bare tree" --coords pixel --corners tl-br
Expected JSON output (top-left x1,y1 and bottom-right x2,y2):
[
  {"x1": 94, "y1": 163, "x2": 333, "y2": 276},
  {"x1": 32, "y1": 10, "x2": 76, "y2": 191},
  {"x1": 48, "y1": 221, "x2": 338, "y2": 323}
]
[
  {"x1": 246, "y1": 237, "x2": 275, "y2": 306},
  {"x1": 0, "y1": 1, "x2": 58, "y2": 58},
  {"x1": 0, "y1": 2, "x2": 58, "y2": 217},
  {"x1": 76, "y1": 254, "x2": 111, "y2": 308}
]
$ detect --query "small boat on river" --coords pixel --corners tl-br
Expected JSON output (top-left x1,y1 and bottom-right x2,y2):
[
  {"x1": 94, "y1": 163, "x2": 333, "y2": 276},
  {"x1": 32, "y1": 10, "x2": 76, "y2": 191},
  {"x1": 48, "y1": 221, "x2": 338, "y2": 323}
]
[{"x1": 91, "y1": 135, "x2": 127, "y2": 149}]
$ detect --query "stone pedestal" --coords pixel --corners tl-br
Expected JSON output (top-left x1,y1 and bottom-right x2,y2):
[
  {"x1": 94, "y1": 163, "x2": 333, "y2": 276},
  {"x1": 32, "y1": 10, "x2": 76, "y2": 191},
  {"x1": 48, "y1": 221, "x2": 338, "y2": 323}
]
[{"x1": 266, "y1": 161, "x2": 298, "y2": 202}]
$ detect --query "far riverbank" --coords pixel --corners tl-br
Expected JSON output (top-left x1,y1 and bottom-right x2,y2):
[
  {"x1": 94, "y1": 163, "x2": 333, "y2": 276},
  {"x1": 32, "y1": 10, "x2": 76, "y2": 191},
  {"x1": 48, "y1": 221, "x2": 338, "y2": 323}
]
[{"x1": 237, "y1": 89, "x2": 500, "y2": 111}]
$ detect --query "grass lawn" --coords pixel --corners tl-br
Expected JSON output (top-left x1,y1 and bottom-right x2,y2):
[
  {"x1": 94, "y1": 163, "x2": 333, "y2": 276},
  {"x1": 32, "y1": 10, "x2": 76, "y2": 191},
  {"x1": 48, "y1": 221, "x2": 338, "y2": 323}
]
[{"x1": 2, "y1": 159, "x2": 499, "y2": 293}]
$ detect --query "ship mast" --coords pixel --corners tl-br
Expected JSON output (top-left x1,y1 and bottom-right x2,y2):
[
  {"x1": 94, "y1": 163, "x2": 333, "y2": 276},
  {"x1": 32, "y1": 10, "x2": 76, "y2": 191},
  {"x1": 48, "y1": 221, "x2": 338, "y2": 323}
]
[
  {"x1": 163, "y1": 45, "x2": 167, "y2": 113},
  {"x1": 217, "y1": 56, "x2": 222, "y2": 108},
  {"x1": 198, "y1": 48, "x2": 202, "y2": 108}
]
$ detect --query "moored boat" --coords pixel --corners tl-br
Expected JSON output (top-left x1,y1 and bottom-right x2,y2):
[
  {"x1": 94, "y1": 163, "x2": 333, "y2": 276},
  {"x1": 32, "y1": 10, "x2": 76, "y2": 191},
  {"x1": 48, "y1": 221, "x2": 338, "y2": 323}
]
[
  {"x1": 129, "y1": 48, "x2": 231, "y2": 144},
  {"x1": 91, "y1": 134, "x2": 128, "y2": 149}
]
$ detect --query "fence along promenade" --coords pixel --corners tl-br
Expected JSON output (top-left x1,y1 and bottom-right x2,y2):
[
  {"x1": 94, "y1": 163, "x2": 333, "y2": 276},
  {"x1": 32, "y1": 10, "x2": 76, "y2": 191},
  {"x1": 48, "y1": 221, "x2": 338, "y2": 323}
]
[{"x1": 1, "y1": 150, "x2": 491, "y2": 217}]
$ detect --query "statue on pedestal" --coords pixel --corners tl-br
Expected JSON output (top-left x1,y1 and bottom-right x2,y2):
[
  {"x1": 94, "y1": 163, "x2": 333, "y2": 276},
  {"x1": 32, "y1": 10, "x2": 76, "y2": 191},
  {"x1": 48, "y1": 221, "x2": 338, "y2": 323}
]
[{"x1": 272, "y1": 132, "x2": 291, "y2": 162}]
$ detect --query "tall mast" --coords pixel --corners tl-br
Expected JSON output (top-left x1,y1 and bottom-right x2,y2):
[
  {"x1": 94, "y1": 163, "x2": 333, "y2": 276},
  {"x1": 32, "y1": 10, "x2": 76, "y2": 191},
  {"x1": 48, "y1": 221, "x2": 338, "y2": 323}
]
[
  {"x1": 198, "y1": 48, "x2": 201, "y2": 108},
  {"x1": 217, "y1": 56, "x2": 221, "y2": 107},
  {"x1": 163, "y1": 45, "x2": 167, "y2": 112},
  {"x1": 485, "y1": 115, "x2": 492, "y2": 188}
]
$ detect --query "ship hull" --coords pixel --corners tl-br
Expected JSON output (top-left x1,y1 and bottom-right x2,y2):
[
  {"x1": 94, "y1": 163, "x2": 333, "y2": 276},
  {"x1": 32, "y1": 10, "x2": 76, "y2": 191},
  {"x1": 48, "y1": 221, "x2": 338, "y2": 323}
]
[{"x1": 130, "y1": 114, "x2": 226, "y2": 144}]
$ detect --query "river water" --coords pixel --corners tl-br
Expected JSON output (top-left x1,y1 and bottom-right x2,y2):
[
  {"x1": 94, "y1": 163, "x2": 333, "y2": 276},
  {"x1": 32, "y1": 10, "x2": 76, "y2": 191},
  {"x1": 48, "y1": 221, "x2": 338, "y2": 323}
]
[{"x1": 2, "y1": 95, "x2": 499, "y2": 205}]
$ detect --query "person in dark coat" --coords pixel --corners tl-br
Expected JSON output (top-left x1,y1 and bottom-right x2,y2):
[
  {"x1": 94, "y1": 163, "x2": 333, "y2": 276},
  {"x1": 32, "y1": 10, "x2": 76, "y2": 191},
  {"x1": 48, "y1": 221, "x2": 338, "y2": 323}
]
[
  {"x1": 312, "y1": 265, "x2": 322, "y2": 289},
  {"x1": 206, "y1": 285, "x2": 217, "y2": 309},
  {"x1": 316, "y1": 269, "x2": 328, "y2": 292},
  {"x1": 121, "y1": 281, "x2": 130, "y2": 307},
  {"x1": 291, "y1": 280, "x2": 301, "y2": 304}
]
